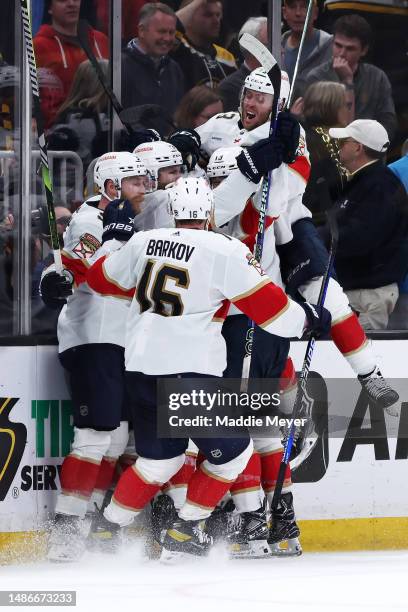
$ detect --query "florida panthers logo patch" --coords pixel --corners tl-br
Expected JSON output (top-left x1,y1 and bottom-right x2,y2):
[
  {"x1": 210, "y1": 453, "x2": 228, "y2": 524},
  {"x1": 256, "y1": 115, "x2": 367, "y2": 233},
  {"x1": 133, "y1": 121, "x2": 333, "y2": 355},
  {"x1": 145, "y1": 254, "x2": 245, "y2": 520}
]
[
  {"x1": 296, "y1": 135, "x2": 306, "y2": 157},
  {"x1": 246, "y1": 253, "x2": 265, "y2": 276},
  {"x1": 72, "y1": 233, "x2": 101, "y2": 259}
]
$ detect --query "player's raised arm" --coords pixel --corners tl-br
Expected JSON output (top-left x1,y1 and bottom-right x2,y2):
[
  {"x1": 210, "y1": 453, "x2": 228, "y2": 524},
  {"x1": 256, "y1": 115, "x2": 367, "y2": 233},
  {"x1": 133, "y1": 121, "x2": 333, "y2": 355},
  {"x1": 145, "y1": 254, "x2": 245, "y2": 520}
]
[{"x1": 223, "y1": 240, "x2": 331, "y2": 340}]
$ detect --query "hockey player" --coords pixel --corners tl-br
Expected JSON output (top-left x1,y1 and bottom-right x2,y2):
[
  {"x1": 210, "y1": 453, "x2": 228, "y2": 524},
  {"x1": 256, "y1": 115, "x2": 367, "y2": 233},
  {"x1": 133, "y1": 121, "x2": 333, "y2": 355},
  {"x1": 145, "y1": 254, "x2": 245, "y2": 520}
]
[
  {"x1": 207, "y1": 145, "x2": 302, "y2": 557},
  {"x1": 205, "y1": 122, "x2": 400, "y2": 554},
  {"x1": 85, "y1": 176, "x2": 332, "y2": 562},
  {"x1": 131, "y1": 140, "x2": 185, "y2": 231},
  {"x1": 40, "y1": 151, "x2": 152, "y2": 562}
]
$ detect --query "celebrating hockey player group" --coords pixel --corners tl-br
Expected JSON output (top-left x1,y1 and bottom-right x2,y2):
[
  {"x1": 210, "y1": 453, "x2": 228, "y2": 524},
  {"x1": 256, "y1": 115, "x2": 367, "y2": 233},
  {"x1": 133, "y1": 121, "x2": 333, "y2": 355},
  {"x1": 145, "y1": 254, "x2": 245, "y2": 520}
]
[{"x1": 40, "y1": 49, "x2": 400, "y2": 564}]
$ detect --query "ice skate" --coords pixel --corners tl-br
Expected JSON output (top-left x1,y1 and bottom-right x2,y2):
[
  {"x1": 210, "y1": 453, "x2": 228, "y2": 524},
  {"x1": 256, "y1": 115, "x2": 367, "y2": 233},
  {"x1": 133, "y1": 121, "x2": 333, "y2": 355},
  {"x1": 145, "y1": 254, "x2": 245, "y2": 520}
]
[
  {"x1": 205, "y1": 498, "x2": 236, "y2": 542},
  {"x1": 358, "y1": 366, "x2": 399, "y2": 416},
  {"x1": 268, "y1": 492, "x2": 302, "y2": 557},
  {"x1": 87, "y1": 507, "x2": 122, "y2": 553},
  {"x1": 160, "y1": 518, "x2": 213, "y2": 563},
  {"x1": 144, "y1": 494, "x2": 179, "y2": 558},
  {"x1": 47, "y1": 514, "x2": 87, "y2": 563},
  {"x1": 227, "y1": 500, "x2": 270, "y2": 559}
]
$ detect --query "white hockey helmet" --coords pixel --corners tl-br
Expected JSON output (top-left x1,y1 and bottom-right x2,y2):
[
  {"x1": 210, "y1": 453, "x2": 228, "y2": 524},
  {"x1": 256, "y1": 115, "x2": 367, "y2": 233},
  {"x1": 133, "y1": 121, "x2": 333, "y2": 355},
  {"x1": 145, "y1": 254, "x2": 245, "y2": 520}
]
[
  {"x1": 133, "y1": 141, "x2": 184, "y2": 181},
  {"x1": 167, "y1": 177, "x2": 214, "y2": 222},
  {"x1": 240, "y1": 68, "x2": 292, "y2": 118},
  {"x1": 244, "y1": 67, "x2": 274, "y2": 96},
  {"x1": 94, "y1": 151, "x2": 150, "y2": 200},
  {"x1": 207, "y1": 146, "x2": 243, "y2": 178}
]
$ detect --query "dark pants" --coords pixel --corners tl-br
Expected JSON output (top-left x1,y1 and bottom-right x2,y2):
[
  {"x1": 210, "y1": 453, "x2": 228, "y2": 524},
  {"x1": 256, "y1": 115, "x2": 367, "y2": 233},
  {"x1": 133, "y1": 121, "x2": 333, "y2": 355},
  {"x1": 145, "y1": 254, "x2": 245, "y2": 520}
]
[
  {"x1": 59, "y1": 343, "x2": 128, "y2": 430},
  {"x1": 126, "y1": 371, "x2": 250, "y2": 463},
  {"x1": 222, "y1": 314, "x2": 290, "y2": 379}
]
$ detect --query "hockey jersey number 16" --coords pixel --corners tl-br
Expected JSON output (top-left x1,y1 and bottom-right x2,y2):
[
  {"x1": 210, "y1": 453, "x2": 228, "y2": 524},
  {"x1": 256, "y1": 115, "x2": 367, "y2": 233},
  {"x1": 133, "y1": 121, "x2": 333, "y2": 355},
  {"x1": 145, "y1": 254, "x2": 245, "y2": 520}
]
[{"x1": 86, "y1": 227, "x2": 307, "y2": 376}]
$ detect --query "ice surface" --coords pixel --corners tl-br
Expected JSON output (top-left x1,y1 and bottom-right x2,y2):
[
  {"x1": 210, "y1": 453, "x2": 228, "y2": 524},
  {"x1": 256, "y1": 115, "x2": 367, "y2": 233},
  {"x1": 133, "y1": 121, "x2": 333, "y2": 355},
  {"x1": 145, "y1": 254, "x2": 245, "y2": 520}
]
[{"x1": 1, "y1": 543, "x2": 407, "y2": 612}]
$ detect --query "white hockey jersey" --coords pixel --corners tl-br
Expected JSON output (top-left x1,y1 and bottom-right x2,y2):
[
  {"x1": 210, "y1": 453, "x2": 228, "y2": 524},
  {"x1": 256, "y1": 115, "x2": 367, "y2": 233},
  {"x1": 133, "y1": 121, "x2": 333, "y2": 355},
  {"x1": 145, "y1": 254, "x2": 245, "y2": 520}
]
[
  {"x1": 198, "y1": 113, "x2": 311, "y2": 310},
  {"x1": 57, "y1": 197, "x2": 130, "y2": 353},
  {"x1": 86, "y1": 228, "x2": 307, "y2": 376},
  {"x1": 133, "y1": 190, "x2": 173, "y2": 232}
]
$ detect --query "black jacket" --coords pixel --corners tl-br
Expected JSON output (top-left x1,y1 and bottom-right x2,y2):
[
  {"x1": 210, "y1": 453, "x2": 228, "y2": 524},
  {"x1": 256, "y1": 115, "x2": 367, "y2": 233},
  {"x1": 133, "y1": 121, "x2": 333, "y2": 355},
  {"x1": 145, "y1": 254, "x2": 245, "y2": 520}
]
[
  {"x1": 121, "y1": 42, "x2": 186, "y2": 118},
  {"x1": 321, "y1": 161, "x2": 408, "y2": 290}
]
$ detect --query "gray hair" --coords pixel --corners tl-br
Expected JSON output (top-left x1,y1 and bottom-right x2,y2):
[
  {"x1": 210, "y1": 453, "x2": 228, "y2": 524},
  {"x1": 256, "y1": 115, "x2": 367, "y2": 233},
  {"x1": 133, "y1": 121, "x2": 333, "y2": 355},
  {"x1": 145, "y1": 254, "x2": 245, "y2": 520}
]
[
  {"x1": 238, "y1": 16, "x2": 267, "y2": 57},
  {"x1": 138, "y1": 2, "x2": 177, "y2": 27}
]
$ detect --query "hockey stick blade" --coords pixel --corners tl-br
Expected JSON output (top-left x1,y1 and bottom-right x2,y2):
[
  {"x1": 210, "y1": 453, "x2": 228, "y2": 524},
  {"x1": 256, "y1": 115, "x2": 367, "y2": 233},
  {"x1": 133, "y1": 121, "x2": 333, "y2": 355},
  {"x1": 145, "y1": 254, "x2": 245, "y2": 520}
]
[{"x1": 238, "y1": 33, "x2": 277, "y2": 73}]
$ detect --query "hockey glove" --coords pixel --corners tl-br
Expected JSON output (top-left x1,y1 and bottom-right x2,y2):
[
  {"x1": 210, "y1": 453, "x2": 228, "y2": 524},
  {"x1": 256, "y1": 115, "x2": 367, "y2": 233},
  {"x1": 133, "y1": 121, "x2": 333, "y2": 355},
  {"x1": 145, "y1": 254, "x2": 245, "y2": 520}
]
[
  {"x1": 236, "y1": 137, "x2": 285, "y2": 183},
  {"x1": 300, "y1": 302, "x2": 332, "y2": 339},
  {"x1": 129, "y1": 127, "x2": 161, "y2": 149},
  {"x1": 102, "y1": 199, "x2": 135, "y2": 244},
  {"x1": 40, "y1": 271, "x2": 73, "y2": 309},
  {"x1": 274, "y1": 111, "x2": 301, "y2": 164},
  {"x1": 168, "y1": 129, "x2": 201, "y2": 172}
]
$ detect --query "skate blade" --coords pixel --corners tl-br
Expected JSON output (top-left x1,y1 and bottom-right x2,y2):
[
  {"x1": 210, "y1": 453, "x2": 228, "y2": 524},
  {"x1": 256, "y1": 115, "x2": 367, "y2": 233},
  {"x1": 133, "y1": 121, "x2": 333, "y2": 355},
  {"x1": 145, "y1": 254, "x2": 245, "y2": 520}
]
[
  {"x1": 159, "y1": 547, "x2": 207, "y2": 565},
  {"x1": 268, "y1": 537, "x2": 302, "y2": 557},
  {"x1": 229, "y1": 539, "x2": 271, "y2": 559}
]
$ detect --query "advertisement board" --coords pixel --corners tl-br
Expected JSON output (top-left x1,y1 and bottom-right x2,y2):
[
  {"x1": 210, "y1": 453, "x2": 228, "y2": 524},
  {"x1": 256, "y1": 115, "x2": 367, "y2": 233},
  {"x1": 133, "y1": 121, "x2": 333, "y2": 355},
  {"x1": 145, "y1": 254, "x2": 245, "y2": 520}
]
[{"x1": 0, "y1": 342, "x2": 407, "y2": 552}]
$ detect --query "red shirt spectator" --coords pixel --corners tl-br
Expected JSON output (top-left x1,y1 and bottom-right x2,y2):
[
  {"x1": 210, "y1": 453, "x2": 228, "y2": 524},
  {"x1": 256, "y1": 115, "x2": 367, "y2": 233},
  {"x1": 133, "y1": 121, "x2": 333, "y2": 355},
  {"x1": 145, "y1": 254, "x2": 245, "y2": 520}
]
[{"x1": 34, "y1": 0, "x2": 109, "y2": 127}]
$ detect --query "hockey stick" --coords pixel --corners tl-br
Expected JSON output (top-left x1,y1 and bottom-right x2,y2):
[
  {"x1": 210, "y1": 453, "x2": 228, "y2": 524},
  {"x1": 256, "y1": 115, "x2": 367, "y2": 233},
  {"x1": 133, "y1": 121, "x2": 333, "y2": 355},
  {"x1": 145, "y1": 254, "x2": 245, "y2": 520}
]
[
  {"x1": 271, "y1": 191, "x2": 339, "y2": 511},
  {"x1": 76, "y1": 19, "x2": 135, "y2": 136},
  {"x1": 20, "y1": 0, "x2": 62, "y2": 273},
  {"x1": 286, "y1": 0, "x2": 315, "y2": 109},
  {"x1": 238, "y1": 34, "x2": 281, "y2": 389}
]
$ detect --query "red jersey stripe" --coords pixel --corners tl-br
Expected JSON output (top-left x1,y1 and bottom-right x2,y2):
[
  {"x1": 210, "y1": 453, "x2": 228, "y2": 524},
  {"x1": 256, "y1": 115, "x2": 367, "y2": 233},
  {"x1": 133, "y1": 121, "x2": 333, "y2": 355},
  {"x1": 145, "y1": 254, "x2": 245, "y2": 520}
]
[
  {"x1": 86, "y1": 256, "x2": 134, "y2": 300},
  {"x1": 233, "y1": 280, "x2": 289, "y2": 326},
  {"x1": 289, "y1": 155, "x2": 311, "y2": 182},
  {"x1": 61, "y1": 253, "x2": 89, "y2": 286}
]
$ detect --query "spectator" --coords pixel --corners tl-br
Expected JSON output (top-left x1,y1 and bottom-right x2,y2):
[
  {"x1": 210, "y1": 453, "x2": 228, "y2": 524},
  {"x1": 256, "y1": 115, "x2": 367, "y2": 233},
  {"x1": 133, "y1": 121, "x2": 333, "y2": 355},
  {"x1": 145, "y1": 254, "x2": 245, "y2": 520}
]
[
  {"x1": 33, "y1": 0, "x2": 109, "y2": 127},
  {"x1": 282, "y1": 0, "x2": 333, "y2": 90},
  {"x1": 37, "y1": 68, "x2": 65, "y2": 132},
  {"x1": 322, "y1": 119, "x2": 408, "y2": 329},
  {"x1": 121, "y1": 3, "x2": 185, "y2": 118},
  {"x1": 217, "y1": 16, "x2": 268, "y2": 113},
  {"x1": 174, "y1": 85, "x2": 223, "y2": 129},
  {"x1": 303, "y1": 14, "x2": 397, "y2": 141},
  {"x1": 320, "y1": 1, "x2": 408, "y2": 157},
  {"x1": 172, "y1": 0, "x2": 237, "y2": 90},
  {"x1": 52, "y1": 59, "x2": 109, "y2": 172},
  {"x1": 299, "y1": 81, "x2": 353, "y2": 224}
]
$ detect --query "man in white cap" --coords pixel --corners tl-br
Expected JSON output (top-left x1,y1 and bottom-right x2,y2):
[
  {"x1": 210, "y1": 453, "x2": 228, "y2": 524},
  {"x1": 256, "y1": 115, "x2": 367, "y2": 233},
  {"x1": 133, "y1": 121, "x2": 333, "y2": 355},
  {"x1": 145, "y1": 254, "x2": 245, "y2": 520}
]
[{"x1": 326, "y1": 119, "x2": 408, "y2": 329}]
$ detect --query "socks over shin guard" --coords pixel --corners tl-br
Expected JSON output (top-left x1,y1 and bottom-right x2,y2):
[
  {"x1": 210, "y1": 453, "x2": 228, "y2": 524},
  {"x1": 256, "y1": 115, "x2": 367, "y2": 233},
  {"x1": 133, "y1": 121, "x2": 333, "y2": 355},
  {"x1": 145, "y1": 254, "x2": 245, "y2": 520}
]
[
  {"x1": 183, "y1": 464, "x2": 233, "y2": 517},
  {"x1": 163, "y1": 454, "x2": 196, "y2": 509},
  {"x1": 94, "y1": 457, "x2": 117, "y2": 494},
  {"x1": 112, "y1": 464, "x2": 162, "y2": 512},
  {"x1": 230, "y1": 453, "x2": 262, "y2": 512},
  {"x1": 260, "y1": 450, "x2": 291, "y2": 499},
  {"x1": 60, "y1": 454, "x2": 101, "y2": 499},
  {"x1": 331, "y1": 313, "x2": 375, "y2": 375}
]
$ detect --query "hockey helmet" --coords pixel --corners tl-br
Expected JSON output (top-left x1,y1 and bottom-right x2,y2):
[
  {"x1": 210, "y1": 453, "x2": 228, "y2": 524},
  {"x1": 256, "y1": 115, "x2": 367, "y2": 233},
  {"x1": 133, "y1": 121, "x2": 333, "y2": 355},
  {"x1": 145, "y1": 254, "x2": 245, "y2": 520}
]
[
  {"x1": 167, "y1": 177, "x2": 214, "y2": 222},
  {"x1": 244, "y1": 67, "x2": 274, "y2": 96},
  {"x1": 240, "y1": 68, "x2": 292, "y2": 120},
  {"x1": 207, "y1": 146, "x2": 243, "y2": 178},
  {"x1": 133, "y1": 141, "x2": 184, "y2": 181},
  {"x1": 94, "y1": 151, "x2": 152, "y2": 199}
]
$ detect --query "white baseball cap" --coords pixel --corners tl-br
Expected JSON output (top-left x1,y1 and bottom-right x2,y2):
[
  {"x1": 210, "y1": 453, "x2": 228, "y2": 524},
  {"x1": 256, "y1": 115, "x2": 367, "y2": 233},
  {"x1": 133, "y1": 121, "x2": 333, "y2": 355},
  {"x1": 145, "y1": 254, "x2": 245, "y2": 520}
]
[{"x1": 329, "y1": 119, "x2": 390, "y2": 153}]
